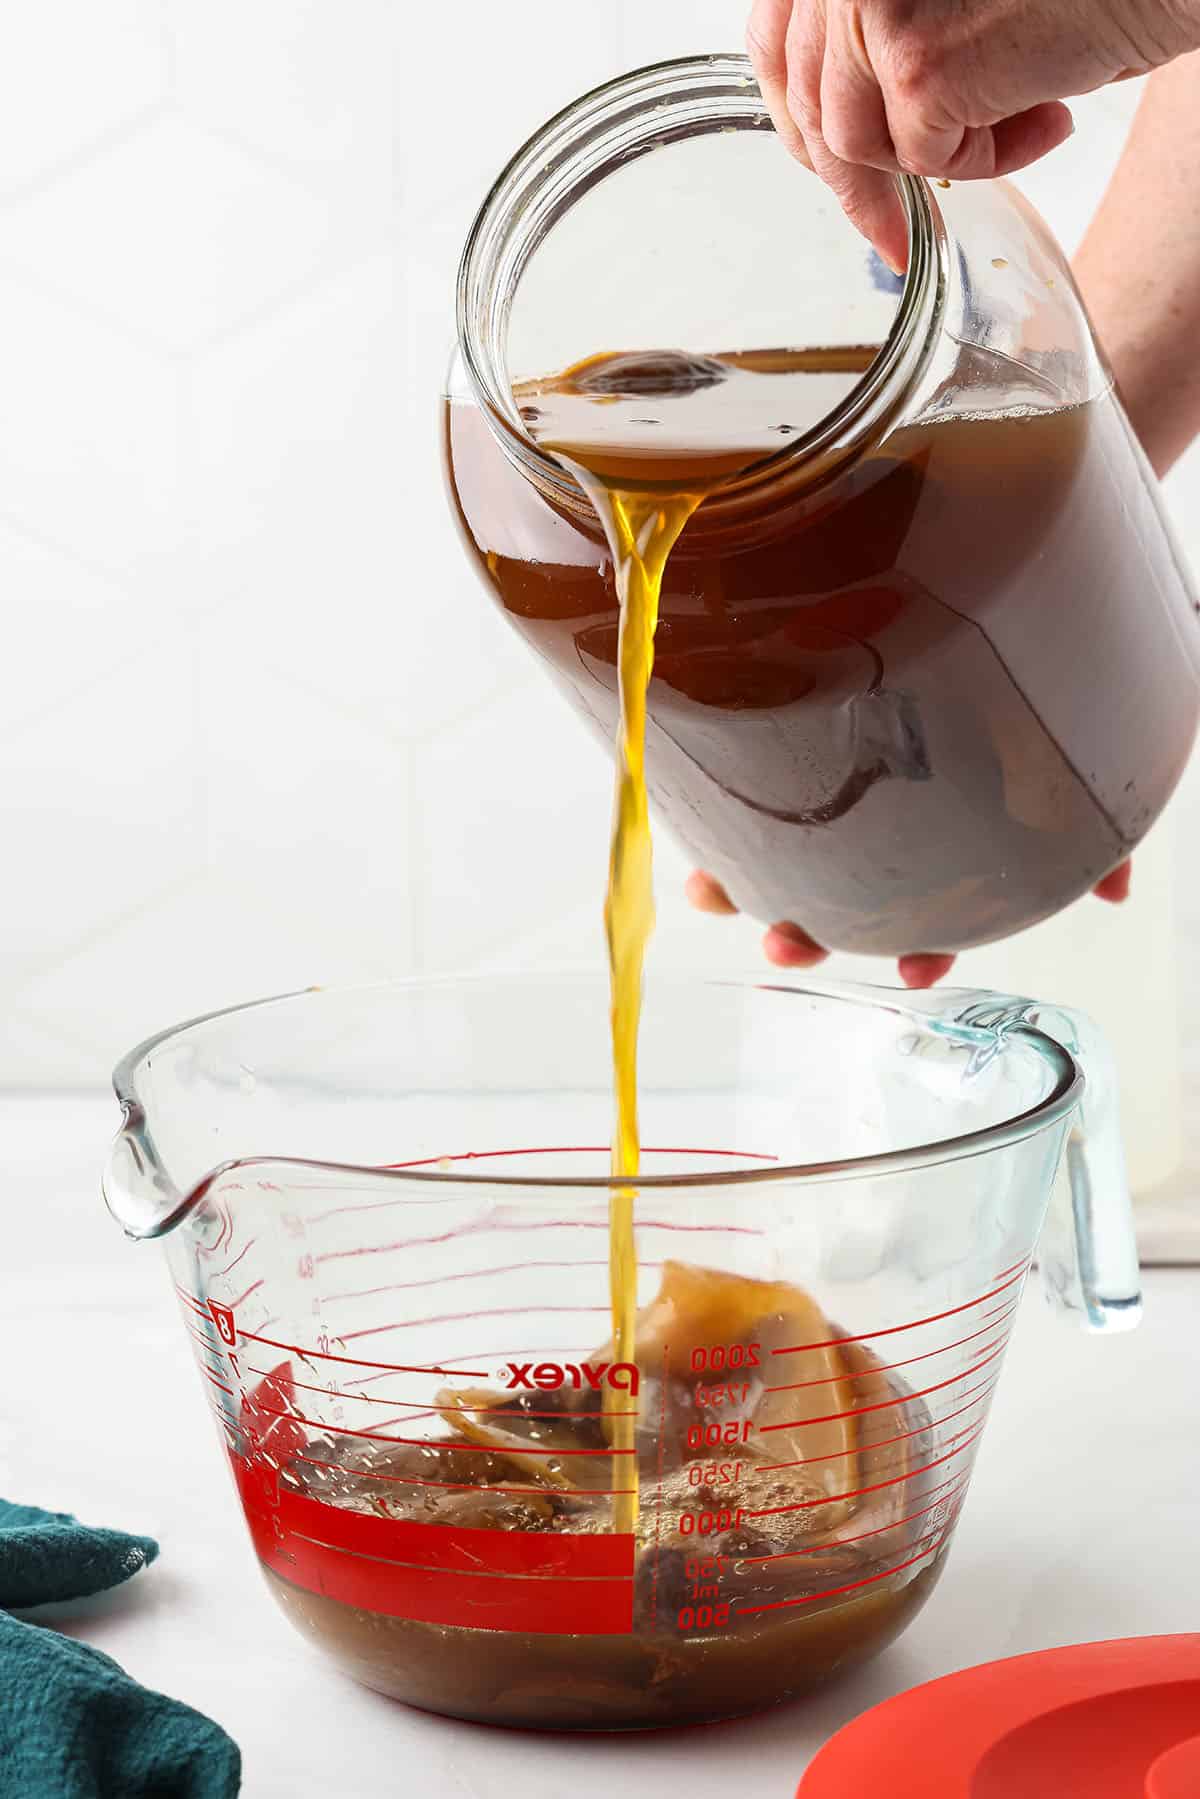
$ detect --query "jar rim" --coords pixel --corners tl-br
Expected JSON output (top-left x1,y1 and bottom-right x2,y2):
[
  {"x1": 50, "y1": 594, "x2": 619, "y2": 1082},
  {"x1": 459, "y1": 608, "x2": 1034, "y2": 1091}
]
[{"x1": 455, "y1": 53, "x2": 944, "y2": 501}]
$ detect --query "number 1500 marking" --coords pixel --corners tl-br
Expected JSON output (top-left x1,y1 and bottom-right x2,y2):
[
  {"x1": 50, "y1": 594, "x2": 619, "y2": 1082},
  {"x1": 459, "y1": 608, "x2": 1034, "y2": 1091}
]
[{"x1": 688, "y1": 1420, "x2": 752, "y2": 1449}]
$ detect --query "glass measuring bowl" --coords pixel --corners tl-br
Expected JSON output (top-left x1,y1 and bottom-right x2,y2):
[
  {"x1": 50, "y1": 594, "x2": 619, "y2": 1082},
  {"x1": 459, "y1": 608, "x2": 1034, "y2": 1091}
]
[{"x1": 104, "y1": 975, "x2": 1136, "y2": 1730}]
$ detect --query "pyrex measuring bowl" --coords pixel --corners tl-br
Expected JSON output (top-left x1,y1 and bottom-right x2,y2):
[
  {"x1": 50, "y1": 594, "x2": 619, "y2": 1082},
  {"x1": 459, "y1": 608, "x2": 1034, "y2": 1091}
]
[{"x1": 104, "y1": 975, "x2": 1137, "y2": 1729}]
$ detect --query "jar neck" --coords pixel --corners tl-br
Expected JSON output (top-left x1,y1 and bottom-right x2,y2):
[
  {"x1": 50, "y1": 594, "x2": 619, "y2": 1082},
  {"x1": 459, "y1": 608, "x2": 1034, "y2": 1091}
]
[{"x1": 456, "y1": 54, "x2": 945, "y2": 509}]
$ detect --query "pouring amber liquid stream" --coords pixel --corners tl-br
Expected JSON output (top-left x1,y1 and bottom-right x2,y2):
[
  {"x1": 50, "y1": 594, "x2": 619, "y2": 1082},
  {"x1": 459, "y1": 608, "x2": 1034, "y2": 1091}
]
[
  {"x1": 523, "y1": 347, "x2": 876, "y2": 1533},
  {"x1": 586, "y1": 482, "x2": 699, "y2": 1534}
]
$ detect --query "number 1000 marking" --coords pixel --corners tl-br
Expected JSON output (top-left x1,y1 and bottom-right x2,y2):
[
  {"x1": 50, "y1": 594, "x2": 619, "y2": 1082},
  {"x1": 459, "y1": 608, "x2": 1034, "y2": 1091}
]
[{"x1": 679, "y1": 1507, "x2": 745, "y2": 1537}]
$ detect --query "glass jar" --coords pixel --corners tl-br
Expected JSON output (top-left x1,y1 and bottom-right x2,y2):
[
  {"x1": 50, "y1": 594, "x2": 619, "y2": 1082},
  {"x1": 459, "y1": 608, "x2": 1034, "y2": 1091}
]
[{"x1": 444, "y1": 55, "x2": 1200, "y2": 957}]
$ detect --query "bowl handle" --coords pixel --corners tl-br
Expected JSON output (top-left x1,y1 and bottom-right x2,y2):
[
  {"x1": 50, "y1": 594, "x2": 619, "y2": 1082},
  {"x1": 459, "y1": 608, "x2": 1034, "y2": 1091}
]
[{"x1": 954, "y1": 993, "x2": 1140, "y2": 1333}]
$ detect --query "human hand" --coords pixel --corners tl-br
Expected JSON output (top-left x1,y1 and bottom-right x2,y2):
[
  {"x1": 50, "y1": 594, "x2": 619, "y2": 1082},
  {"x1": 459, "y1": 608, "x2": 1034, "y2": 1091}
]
[
  {"x1": 685, "y1": 859, "x2": 1133, "y2": 988},
  {"x1": 746, "y1": 0, "x2": 1200, "y2": 271}
]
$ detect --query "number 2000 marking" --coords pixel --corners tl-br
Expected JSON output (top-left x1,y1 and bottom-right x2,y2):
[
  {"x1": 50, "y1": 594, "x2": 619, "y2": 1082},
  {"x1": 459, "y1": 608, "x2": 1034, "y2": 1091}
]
[{"x1": 690, "y1": 1343, "x2": 760, "y2": 1373}]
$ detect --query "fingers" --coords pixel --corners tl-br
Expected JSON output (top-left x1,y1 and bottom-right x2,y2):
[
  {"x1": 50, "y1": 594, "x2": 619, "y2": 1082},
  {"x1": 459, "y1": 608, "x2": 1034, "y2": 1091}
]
[
  {"x1": 765, "y1": 927, "x2": 954, "y2": 988},
  {"x1": 685, "y1": 870, "x2": 739, "y2": 916},
  {"x1": 987, "y1": 101, "x2": 1075, "y2": 175},
  {"x1": 748, "y1": 0, "x2": 905, "y2": 271},
  {"x1": 687, "y1": 856, "x2": 1122, "y2": 982},
  {"x1": 820, "y1": 7, "x2": 893, "y2": 167},
  {"x1": 1093, "y1": 859, "x2": 1132, "y2": 904},
  {"x1": 763, "y1": 921, "x2": 830, "y2": 969},
  {"x1": 892, "y1": 101, "x2": 1073, "y2": 181},
  {"x1": 686, "y1": 871, "x2": 828, "y2": 965},
  {"x1": 784, "y1": 4, "x2": 908, "y2": 272},
  {"x1": 746, "y1": 0, "x2": 809, "y2": 161},
  {"x1": 751, "y1": 0, "x2": 1075, "y2": 268},
  {"x1": 810, "y1": 144, "x2": 909, "y2": 274},
  {"x1": 898, "y1": 952, "x2": 957, "y2": 988}
]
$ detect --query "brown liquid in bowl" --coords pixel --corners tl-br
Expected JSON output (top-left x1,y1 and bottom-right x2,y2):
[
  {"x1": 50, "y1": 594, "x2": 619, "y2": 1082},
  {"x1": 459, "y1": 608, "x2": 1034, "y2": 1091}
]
[
  {"x1": 239, "y1": 1265, "x2": 963, "y2": 1729},
  {"x1": 263, "y1": 1553, "x2": 942, "y2": 1729}
]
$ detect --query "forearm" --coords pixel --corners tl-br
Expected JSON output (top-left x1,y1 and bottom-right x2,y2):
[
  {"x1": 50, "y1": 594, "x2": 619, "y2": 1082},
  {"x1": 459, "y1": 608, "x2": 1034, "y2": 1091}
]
[{"x1": 1075, "y1": 54, "x2": 1200, "y2": 476}]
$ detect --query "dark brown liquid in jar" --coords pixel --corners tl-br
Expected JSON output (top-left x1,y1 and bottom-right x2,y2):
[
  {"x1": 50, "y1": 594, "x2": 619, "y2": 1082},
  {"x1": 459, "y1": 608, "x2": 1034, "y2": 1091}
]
[{"x1": 448, "y1": 346, "x2": 1200, "y2": 955}]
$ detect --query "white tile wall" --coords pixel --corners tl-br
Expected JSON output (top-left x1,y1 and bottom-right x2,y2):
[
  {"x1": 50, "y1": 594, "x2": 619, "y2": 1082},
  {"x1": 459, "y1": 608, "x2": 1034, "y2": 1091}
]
[{"x1": 2, "y1": 1, "x2": 1199, "y2": 1092}]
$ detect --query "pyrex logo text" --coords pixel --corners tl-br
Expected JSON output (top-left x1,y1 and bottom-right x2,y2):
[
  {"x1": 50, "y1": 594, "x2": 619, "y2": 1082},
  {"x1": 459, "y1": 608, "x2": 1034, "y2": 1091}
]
[{"x1": 503, "y1": 1360, "x2": 640, "y2": 1396}]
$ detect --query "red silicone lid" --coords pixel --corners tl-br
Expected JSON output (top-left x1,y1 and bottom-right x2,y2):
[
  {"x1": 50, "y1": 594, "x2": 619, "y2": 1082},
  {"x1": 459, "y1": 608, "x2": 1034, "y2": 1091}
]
[{"x1": 797, "y1": 1636, "x2": 1200, "y2": 1798}]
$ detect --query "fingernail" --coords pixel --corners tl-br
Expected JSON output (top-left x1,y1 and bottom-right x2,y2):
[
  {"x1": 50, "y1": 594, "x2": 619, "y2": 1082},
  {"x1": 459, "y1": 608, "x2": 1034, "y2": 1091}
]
[
  {"x1": 897, "y1": 952, "x2": 956, "y2": 989},
  {"x1": 770, "y1": 921, "x2": 816, "y2": 945},
  {"x1": 763, "y1": 922, "x2": 828, "y2": 968}
]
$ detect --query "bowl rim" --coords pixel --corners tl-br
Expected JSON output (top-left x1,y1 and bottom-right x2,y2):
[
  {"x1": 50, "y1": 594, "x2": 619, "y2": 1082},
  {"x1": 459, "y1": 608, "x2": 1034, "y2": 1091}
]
[{"x1": 108, "y1": 973, "x2": 1082, "y2": 1237}]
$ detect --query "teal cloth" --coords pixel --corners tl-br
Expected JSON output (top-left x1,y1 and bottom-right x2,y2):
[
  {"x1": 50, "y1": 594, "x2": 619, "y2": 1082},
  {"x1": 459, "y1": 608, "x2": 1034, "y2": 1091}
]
[{"x1": 0, "y1": 1497, "x2": 240, "y2": 1798}]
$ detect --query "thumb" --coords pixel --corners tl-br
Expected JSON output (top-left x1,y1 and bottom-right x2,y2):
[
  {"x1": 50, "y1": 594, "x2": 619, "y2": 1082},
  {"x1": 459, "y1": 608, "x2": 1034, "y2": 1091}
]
[{"x1": 889, "y1": 99, "x2": 1074, "y2": 179}]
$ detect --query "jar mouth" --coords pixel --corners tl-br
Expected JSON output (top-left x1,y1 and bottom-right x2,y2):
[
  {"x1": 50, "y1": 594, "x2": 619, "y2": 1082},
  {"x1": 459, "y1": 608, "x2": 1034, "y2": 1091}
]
[{"x1": 456, "y1": 53, "x2": 943, "y2": 504}]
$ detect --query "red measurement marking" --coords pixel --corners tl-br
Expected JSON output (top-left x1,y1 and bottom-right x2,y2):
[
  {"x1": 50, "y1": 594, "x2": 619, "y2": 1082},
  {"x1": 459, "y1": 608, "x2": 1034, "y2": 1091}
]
[
  {"x1": 244, "y1": 1366, "x2": 633, "y2": 1419},
  {"x1": 384, "y1": 1143, "x2": 779, "y2": 1170},
  {"x1": 294, "y1": 1450, "x2": 635, "y2": 1500},
  {"x1": 338, "y1": 1302, "x2": 611, "y2": 1346},
  {"x1": 771, "y1": 1265, "x2": 1029, "y2": 1356},
  {"x1": 251, "y1": 1398, "x2": 633, "y2": 1457},
  {"x1": 760, "y1": 1341, "x2": 1009, "y2": 1432},
  {"x1": 210, "y1": 1240, "x2": 254, "y2": 1282},
  {"x1": 186, "y1": 1323, "x2": 220, "y2": 1352},
  {"x1": 760, "y1": 1345, "x2": 1008, "y2": 1436},
  {"x1": 740, "y1": 1475, "x2": 971, "y2": 1565},
  {"x1": 242, "y1": 1362, "x2": 306, "y2": 1461},
  {"x1": 202, "y1": 1370, "x2": 234, "y2": 1397},
  {"x1": 196, "y1": 1202, "x2": 234, "y2": 1260},
  {"x1": 650, "y1": 1338, "x2": 669, "y2": 1635},
  {"x1": 305, "y1": 1147, "x2": 777, "y2": 1225},
  {"x1": 174, "y1": 1284, "x2": 209, "y2": 1317},
  {"x1": 757, "y1": 1375, "x2": 999, "y2": 1474},
  {"x1": 747, "y1": 1423, "x2": 985, "y2": 1520},
  {"x1": 234, "y1": 1461, "x2": 635, "y2": 1635},
  {"x1": 342, "y1": 1346, "x2": 596, "y2": 1391},
  {"x1": 204, "y1": 1387, "x2": 239, "y2": 1422},
  {"x1": 316, "y1": 1216, "x2": 762, "y2": 1269},
  {"x1": 736, "y1": 1530, "x2": 947, "y2": 1616},
  {"x1": 763, "y1": 1308, "x2": 1018, "y2": 1396},
  {"x1": 238, "y1": 1329, "x2": 489, "y2": 1379},
  {"x1": 228, "y1": 1277, "x2": 264, "y2": 1310},
  {"x1": 321, "y1": 1257, "x2": 664, "y2": 1308},
  {"x1": 992, "y1": 1255, "x2": 1031, "y2": 1283}
]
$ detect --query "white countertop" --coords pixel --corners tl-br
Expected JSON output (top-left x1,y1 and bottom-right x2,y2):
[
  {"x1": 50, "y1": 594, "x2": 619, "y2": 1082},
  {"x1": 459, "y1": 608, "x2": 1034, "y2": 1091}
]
[{"x1": 6, "y1": 1092, "x2": 1199, "y2": 1798}]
